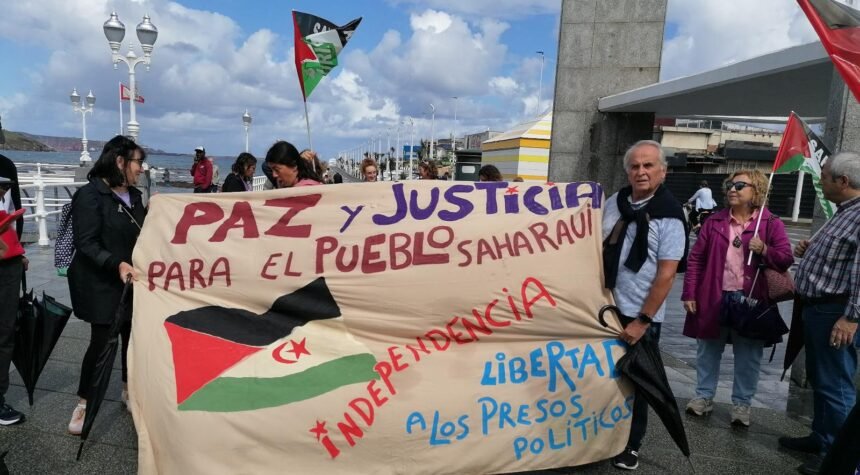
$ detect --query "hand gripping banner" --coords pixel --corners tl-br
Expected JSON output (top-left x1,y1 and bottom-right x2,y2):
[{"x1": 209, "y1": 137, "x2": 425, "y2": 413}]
[{"x1": 130, "y1": 180, "x2": 630, "y2": 474}]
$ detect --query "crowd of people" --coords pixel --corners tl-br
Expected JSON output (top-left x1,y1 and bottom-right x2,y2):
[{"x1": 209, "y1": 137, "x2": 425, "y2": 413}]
[{"x1": 0, "y1": 133, "x2": 857, "y2": 474}]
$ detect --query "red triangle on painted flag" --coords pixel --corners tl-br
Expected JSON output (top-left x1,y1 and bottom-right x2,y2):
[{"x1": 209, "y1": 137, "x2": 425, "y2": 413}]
[{"x1": 164, "y1": 321, "x2": 263, "y2": 404}]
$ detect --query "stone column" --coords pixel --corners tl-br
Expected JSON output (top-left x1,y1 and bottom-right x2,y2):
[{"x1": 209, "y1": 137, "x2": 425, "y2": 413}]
[{"x1": 549, "y1": 0, "x2": 668, "y2": 193}]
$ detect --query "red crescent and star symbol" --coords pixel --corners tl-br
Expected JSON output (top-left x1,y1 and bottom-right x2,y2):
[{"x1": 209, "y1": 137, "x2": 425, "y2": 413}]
[{"x1": 271, "y1": 337, "x2": 311, "y2": 364}]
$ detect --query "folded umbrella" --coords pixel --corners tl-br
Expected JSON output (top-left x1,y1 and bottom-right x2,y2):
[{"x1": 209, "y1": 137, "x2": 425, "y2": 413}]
[
  {"x1": 598, "y1": 305, "x2": 694, "y2": 470},
  {"x1": 76, "y1": 276, "x2": 132, "y2": 461},
  {"x1": 13, "y1": 272, "x2": 73, "y2": 406},
  {"x1": 781, "y1": 297, "x2": 805, "y2": 381}
]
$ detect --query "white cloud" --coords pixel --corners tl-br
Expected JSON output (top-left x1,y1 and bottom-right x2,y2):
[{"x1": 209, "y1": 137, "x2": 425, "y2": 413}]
[
  {"x1": 389, "y1": 0, "x2": 559, "y2": 19},
  {"x1": 489, "y1": 77, "x2": 520, "y2": 96},
  {"x1": 662, "y1": 0, "x2": 818, "y2": 80}
]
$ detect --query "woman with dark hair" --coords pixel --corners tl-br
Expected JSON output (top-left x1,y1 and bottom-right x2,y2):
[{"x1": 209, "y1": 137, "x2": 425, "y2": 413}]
[
  {"x1": 221, "y1": 152, "x2": 257, "y2": 192},
  {"x1": 419, "y1": 160, "x2": 438, "y2": 180},
  {"x1": 67, "y1": 135, "x2": 147, "y2": 435},
  {"x1": 265, "y1": 141, "x2": 321, "y2": 188},
  {"x1": 478, "y1": 164, "x2": 503, "y2": 182},
  {"x1": 360, "y1": 158, "x2": 378, "y2": 182}
]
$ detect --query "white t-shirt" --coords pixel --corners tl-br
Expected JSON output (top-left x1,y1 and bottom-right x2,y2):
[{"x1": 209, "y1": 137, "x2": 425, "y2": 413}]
[
  {"x1": 602, "y1": 192, "x2": 686, "y2": 323},
  {"x1": 688, "y1": 188, "x2": 717, "y2": 210}
]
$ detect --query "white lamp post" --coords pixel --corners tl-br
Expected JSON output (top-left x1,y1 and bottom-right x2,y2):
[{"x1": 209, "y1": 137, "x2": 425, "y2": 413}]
[
  {"x1": 428, "y1": 103, "x2": 436, "y2": 162},
  {"x1": 104, "y1": 12, "x2": 158, "y2": 142},
  {"x1": 70, "y1": 89, "x2": 96, "y2": 165},
  {"x1": 406, "y1": 116, "x2": 415, "y2": 179},
  {"x1": 242, "y1": 109, "x2": 252, "y2": 152}
]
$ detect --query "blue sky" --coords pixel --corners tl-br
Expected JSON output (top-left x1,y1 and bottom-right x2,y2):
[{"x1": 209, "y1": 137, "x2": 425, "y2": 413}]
[
  {"x1": 0, "y1": 0, "x2": 817, "y2": 158},
  {"x1": 0, "y1": 0, "x2": 560, "y2": 157}
]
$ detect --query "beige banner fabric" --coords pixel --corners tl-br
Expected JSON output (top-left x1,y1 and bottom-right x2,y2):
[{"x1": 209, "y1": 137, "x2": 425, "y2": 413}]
[{"x1": 130, "y1": 180, "x2": 630, "y2": 474}]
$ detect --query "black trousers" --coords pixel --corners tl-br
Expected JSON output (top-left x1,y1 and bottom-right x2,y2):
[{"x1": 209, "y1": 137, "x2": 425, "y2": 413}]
[
  {"x1": 0, "y1": 257, "x2": 23, "y2": 406},
  {"x1": 624, "y1": 320, "x2": 663, "y2": 451},
  {"x1": 77, "y1": 319, "x2": 132, "y2": 399}
]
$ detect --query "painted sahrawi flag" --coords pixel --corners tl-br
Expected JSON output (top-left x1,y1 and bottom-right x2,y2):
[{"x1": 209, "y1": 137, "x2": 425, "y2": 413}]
[
  {"x1": 798, "y1": 0, "x2": 860, "y2": 102},
  {"x1": 293, "y1": 11, "x2": 361, "y2": 99},
  {"x1": 130, "y1": 182, "x2": 631, "y2": 474},
  {"x1": 774, "y1": 112, "x2": 836, "y2": 218}
]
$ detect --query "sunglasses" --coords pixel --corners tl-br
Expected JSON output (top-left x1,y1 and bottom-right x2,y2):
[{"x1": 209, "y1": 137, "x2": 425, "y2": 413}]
[{"x1": 725, "y1": 181, "x2": 753, "y2": 191}]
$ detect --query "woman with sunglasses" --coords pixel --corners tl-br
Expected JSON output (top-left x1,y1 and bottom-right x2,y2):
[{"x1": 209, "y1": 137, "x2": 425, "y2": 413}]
[
  {"x1": 66, "y1": 135, "x2": 147, "y2": 435},
  {"x1": 680, "y1": 169, "x2": 793, "y2": 427}
]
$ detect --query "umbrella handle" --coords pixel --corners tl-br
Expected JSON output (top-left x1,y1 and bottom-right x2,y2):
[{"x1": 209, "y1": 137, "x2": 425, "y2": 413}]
[{"x1": 598, "y1": 305, "x2": 625, "y2": 328}]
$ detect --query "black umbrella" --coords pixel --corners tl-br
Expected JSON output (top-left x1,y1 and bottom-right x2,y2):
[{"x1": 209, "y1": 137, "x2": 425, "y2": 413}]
[
  {"x1": 781, "y1": 297, "x2": 805, "y2": 381},
  {"x1": 598, "y1": 305, "x2": 694, "y2": 470},
  {"x1": 76, "y1": 276, "x2": 132, "y2": 461},
  {"x1": 13, "y1": 273, "x2": 73, "y2": 406}
]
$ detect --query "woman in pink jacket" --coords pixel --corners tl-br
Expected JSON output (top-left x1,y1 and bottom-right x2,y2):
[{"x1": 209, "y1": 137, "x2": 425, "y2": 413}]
[
  {"x1": 265, "y1": 141, "x2": 322, "y2": 188},
  {"x1": 681, "y1": 169, "x2": 793, "y2": 428}
]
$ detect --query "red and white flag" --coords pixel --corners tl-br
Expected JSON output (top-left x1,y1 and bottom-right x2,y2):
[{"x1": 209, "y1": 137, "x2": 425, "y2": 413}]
[
  {"x1": 120, "y1": 83, "x2": 144, "y2": 103},
  {"x1": 798, "y1": 0, "x2": 860, "y2": 101}
]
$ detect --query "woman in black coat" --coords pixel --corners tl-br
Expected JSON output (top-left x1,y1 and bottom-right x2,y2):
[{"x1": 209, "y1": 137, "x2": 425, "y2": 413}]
[
  {"x1": 67, "y1": 135, "x2": 147, "y2": 435},
  {"x1": 221, "y1": 152, "x2": 257, "y2": 192}
]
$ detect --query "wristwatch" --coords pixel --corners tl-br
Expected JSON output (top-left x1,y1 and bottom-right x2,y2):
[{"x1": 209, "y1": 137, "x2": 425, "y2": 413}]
[{"x1": 636, "y1": 312, "x2": 653, "y2": 324}]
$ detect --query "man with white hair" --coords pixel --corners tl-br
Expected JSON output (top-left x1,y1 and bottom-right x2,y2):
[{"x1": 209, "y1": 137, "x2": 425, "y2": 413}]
[
  {"x1": 780, "y1": 151, "x2": 860, "y2": 475},
  {"x1": 602, "y1": 140, "x2": 689, "y2": 470}
]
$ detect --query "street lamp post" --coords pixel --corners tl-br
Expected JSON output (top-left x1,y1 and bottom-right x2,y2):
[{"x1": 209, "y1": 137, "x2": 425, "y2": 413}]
[
  {"x1": 452, "y1": 96, "x2": 459, "y2": 180},
  {"x1": 536, "y1": 51, "x2": 545, "y2": 117},
  {"x1": 103, "y1": 12, "x2": 158, "y2": 142},
  {"x1": 429, "y1": 103, "x2": 436, "y2": 162},
  {"x1": 242, "y1": 109, "x2": 252, "y2": 153},
  {"x1": 407, "y1": 116, "x2": 415, "y2": 179},
  {"x1": 70, "y1": 89, "x2": 96, "y2": 165}
]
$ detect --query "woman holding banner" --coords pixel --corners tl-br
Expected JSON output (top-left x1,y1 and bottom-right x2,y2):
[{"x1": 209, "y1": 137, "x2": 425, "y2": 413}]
[
  {"x1": 67, "y1": 136, "x2": 147, "y2": 435},
  {"x1": 418, "y1": 160, "x2": 438, "y2": 180},
  {"x1": 681, "y1": 169, "x2": 793, "y2": 428},
  {"x1": 265, "y1": 141, "x2": 321, "y2": 188}
]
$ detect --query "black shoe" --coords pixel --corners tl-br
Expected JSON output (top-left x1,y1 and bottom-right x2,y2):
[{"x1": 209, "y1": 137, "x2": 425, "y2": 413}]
[
  {"x1": 797, "y1": 455, "x2": 823, "y2": 475},
  {"x1": 612, "y1": 447, "x2": 639, "y2": 470},
  {"x1": 0, "y1": 404, "x2": 23, "y2": 426},
  {"x1": 778, "y1": 435, "x2": 821, "y2": 454}
]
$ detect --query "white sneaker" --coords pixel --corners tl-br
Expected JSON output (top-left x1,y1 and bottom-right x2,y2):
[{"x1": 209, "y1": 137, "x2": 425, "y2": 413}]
[
  {"x1": 731, "y1": 404, "x2": 751, "y2": 427},
  {"x1": 68, "y1": 403, "x2": 86, "y2": 435},
  {"x1": 685, "y1": 398, "x2": 714, "y2": 416},
  {"x1": 121, "y1": 390, "x2": 129, "y2": 412}
]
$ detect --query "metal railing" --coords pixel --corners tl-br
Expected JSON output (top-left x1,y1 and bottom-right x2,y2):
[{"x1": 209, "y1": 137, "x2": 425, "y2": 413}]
[{"x1": 16, "y1": 163, "x2": 86, "y2": 246}]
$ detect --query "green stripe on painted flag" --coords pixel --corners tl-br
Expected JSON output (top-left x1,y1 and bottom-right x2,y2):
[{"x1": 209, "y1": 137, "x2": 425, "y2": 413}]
[
  {"x1": 179, "y1": 353, "x2": 379, "y2": 412},
  {"x1": 775, "y1": 153, "x2": 806, "y2": 174}
]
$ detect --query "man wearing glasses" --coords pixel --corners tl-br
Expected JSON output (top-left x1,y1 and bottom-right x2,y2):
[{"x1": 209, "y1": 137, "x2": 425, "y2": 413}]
[{"x1": 779, "y1": 152, "x2": 860, "y2": 475}]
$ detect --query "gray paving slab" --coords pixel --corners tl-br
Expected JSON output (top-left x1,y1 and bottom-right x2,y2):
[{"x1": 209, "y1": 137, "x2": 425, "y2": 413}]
[{"x1": 0, "y1": 243, "x2": 821, "y2": 474}]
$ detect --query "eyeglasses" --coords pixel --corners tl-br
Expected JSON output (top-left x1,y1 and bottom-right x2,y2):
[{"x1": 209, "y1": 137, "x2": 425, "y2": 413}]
[{"x1": 725, "y1": 181, "x2": 753, "y2": 191}]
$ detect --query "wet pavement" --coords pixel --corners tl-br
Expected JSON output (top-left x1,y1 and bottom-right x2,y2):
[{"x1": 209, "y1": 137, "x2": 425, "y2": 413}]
[{"x1": 0, "y1": 223, "x2": 825, "y2": 474}]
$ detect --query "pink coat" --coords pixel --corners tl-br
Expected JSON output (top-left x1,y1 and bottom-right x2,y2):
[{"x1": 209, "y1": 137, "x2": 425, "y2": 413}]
[{"x1": 681, "y1": 207, "x2": 793, "y2": 340}]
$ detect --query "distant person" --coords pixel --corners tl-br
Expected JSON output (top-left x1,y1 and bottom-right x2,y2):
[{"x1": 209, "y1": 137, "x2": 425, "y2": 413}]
[
  {"x1": 686, "y1": 180, "x2": 717, "y2": 229},
  {"x1": 333, "y1": 173, "x2": 343, "y2": 184},
  {"x1": 443, "y1": 171, "x2": 451, "y2": 181},
  {"x1": 418, "y1": 160, "x2": 438, "y2": 180},
  {"x1": 265, "y1": 141, "x2": 321, "y2": 188},
  {"x1": 779, "y1": 152, "x2": 860, "y2": 475},
  {"x1": 361, "y1": 158, "x2": 379, "y2": 182},
  {"x1": 221, "y1": 153, "x2": 257, "y2": 193},
  {"x1": 162, "y1": 168, "x2": 171, "y2": 185},
  {"x1": 67, "y1": 136, "x2": 147, "y2": 435},
  {"x1": 0, "y1": 173, "x2": 27, "y2": 426},
  {"x1": 0, "y1": 135, "x2": 23, "y2": 239},
  {"x1": 478, "y1": 165, "x2": 502, "y2": 182},
  {"x1": 190, "y1": 146, "x2": 213, "y2": 193}
]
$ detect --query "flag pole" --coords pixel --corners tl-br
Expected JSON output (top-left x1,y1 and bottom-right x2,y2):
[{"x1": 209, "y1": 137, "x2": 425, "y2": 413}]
[
  {"x1": 747, "y1": 172, "x2": 775, "y2": 265},
  {"x1": 303, "y1": 99, "x2": 313, "y2": 150},
  {"x1": 119, "y1": 82, "x2": 124, "y2": 136}
]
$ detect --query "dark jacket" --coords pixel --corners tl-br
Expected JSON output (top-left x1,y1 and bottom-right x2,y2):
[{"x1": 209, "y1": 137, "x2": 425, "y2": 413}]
[
  {"x1": 221, "y1": 172, "x2": 250, "y2": 193},
  {"x1": 68, "y1": 178, "x2": 146, "y2": 324},
  {"x1": 0, "y1": 154, "x2": 23, "y2": 239}
]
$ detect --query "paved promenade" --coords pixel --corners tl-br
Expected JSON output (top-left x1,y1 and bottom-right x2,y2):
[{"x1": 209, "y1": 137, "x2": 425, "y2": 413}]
[{"x1": 0, "y1": 223, "x2": 818, "y2": 474}]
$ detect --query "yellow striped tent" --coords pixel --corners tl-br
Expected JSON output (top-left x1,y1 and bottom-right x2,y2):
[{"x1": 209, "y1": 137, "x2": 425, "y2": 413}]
[{"x1": 481, "y1": 111, "x2": 551, "y2": 181}]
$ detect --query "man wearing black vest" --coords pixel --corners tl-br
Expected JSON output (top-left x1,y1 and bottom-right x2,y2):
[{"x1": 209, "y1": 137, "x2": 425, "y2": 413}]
[{"x1": 602, "y1": 140, "x2": 688, "y2": 471}]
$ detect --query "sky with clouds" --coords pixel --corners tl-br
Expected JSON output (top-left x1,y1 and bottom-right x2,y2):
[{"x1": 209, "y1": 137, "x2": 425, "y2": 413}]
[{"x1": 0, "y1": 0, "x2": 821, "y2": 158}]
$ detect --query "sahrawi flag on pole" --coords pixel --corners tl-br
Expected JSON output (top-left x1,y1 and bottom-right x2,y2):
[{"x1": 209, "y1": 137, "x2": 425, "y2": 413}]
[
  {"x1": 773, "y1": 112, "x2": 837, "y2": 218},
  {"x1": 798, "y1": 0, "x2": 860, "y2": 101},
  {"x1": 293, "y1": 11, "x2": 361, "y2": 148}
]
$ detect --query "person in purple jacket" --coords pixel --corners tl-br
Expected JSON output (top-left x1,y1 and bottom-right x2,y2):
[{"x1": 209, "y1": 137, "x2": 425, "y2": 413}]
[{"x1": 681, "y1": 169, "x2": 793, "y2": 428}]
